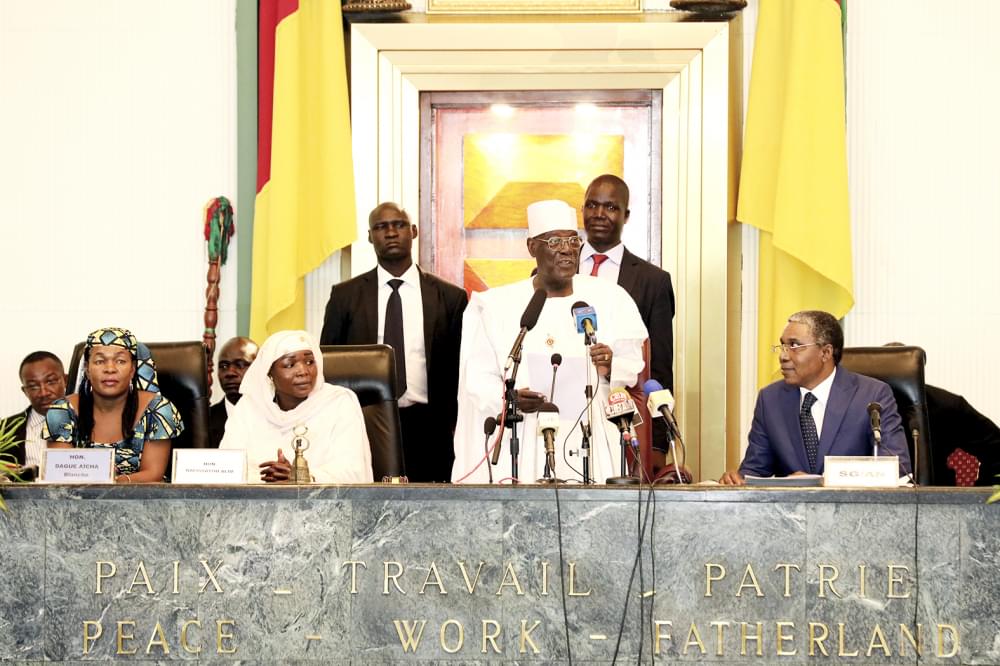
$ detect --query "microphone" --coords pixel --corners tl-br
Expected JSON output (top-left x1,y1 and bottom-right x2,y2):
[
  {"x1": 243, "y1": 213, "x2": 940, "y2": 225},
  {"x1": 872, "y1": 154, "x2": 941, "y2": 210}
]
[
  {"x1": 504, "y1": 289, "x2": 547, "y2": 371},
  {"x1": 867, "y1": 402, "x2": 883, "y2": 454},
  {"x1": 644, "y1": 379, "x2": 681, "y2": 441},
  {"x1": 548, "y1": 353, "x2": 562, "y2": 404},
  {"x1": 536, "y1": 402, "x2": 560, "y2": 476},
  {"x1": 571, "y1": 301, "x2": 598, "y2": 345},
  {"x1": 604, "y1": 387, "x2": 638, "y2": 436},
  {"x1": 483, "y1": 416, "x2": 497, "y2": 482}
]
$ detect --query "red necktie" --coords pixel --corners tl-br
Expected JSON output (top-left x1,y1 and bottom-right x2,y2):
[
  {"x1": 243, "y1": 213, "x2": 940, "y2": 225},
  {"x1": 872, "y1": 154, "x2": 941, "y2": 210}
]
[{"x1": 590, "y1": 254, "x2": 608, "y2": 277}]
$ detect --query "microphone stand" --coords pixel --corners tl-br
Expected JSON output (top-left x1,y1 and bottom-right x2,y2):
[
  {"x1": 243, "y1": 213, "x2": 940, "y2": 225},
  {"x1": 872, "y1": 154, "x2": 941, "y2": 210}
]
[
  {"x1": 606, "y1": 427, "x2": 640, "y2": 486},
  {"x1": 500, "y1": 350, "x2": 525, "y2": 483},
  {"x1": 579, "y1": 384, "x2": 592, "y2": 485}
]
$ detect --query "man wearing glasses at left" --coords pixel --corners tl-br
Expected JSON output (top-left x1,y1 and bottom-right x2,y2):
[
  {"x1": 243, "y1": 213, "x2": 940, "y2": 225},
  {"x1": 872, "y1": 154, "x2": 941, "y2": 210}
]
[
  {"x1": 720, "y1": 310, "x2": 911, "y2": 485},
  {"x1": 2, "y1": 351, "x2": 67, "y2": 480}
]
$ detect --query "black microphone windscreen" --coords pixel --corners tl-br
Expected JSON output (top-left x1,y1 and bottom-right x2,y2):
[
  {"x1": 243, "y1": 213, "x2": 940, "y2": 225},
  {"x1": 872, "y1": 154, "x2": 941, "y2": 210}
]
[
  {"x1": 520, "y1": 289, "x2": 548, "y2": 330},
  {"x1": 484, "y1": 416, "x2": 497, "y2": 436},
  {"x1": 537, "y1": 402, "x2": 559, "y2": 414},
  {"x1": 551, "y1": 353, "x2": 562, "y2": 366},
  {"x1": 570, "y1": 300, "x2": 589, "y2": 313}
]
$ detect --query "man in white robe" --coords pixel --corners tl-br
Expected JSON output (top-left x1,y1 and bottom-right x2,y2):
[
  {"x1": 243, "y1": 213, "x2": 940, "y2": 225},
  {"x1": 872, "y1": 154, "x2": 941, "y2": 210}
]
[{"x1": 452, "y1": 200, "x2": 649, "y2": 484}]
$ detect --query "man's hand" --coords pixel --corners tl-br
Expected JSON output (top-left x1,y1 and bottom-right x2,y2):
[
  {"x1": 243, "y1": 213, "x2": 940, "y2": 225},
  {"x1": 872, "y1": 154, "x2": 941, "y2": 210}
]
[
  {"x1": 516, "y1": 389, "x2": 547, "y2": 413},
  {"x1": 260, "y1": 448, "x2": 292, "y2": 483},
  {"x1": 719, "y1": 470, "x2": 745, "y2": 486},
  {"x1": 589, "y1": 343, "x2": 613, "y2": 378}
]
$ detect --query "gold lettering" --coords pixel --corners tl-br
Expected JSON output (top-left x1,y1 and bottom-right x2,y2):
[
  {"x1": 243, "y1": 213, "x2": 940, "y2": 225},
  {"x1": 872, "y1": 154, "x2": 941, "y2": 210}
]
[
  {"x1": 682, "y1": 622, "x2": 705, "y2": 655},
  {"x1": 567, "y1": 562, "x2": 591, "y2": 597},
  {"x1": 200, "y1": 560, "x2": 224, "y2": 594},
  {"x1": 215, "y1": 620, "x2": 236, "y2": 654},
  {"x1": 704, "y1": 563, "x2": 725, "y2": 597},
  {"x1": 887, "y1": 564, "x2": 910, "y2": 599},
  {"x1": 866, "y1": 623, "x2": 890, "y2": 657},
  {"x1": 95, "y1": 560, "x2": 116, "y2": 594},
  {"x1": 936, "y1": 624, "x2": 959, "y2": 658},
  {"x1": 439, "y1": 619, "x2": 464, "y2": 654},
  {"x1": 180, "y1": 620, "x2": 202, "y2": 654},
  {"x1": 342, "y1": 560, "x2": 367, "y2": 594},
  {"x1": 145, "y1": 621, "x2": 170, "y2": 655},
  {"x1": 774, "y1": 563, "x2": 799, "y2": 597},
  {"x1": 171, "y1": 560, "x2": 180, "y2": 595},
  {"x1": 540, "y1": 560, "x2": 550, "y2": 596},
  {"x1": 481, "y1": 620, "x2": 502, "y2": 653},
  {"x1": 383, "y1": 561, "x2": 405, "y2": 595},
  {"x1": 496, "y1": 563, "x2": 525, "y2": 596},
  {"x1": 899, "y1": 623, "x2": 922, "y2": 656},
  {"x1": 126, "y1": 561, "x2": 155, "y2": 595},
  {"x1": 458, "y1": 561, "x2": 486, "y2": 594},
  {"x1": 818, "y1": 564, "x2": 842, "y2": 598},
  {"x1": 519, "y1": 620, "x2": 541, "y2": 654},
  {"x1": 837, "y1": 622, "x2": 859, "y2": 657},
  {"x1": 83, "y1": 620, "x2": 102, "y2": 654},
  {"x1": 392, "y1": 620, "x2": 427, "y2": 652},
  {"x1": 710, "y1": 621, "x2": 728, "y2": 656},
  {"x1": 776, "y1": 621, "x2": 796, "y2": 656},
  {"x1": 857, "y1": 563, "x2": 867, "y2": 598},
  {"x1": 420, "y1": 562, "x2": 447, "y2": 595},
  {"x1": 736, "y1": 563, "x2": 764, "y2": 598},
  {"x1": 740, "y1": 622, "x2": 763, "y2": 657},
  {"x1": 116, "y1": 620, "x2": 137, "y2": 655},
  {"x1": 808, "y1": 622, "x2": 829, "y2": 657},
  {"x1": 653, "y1": 621, "x2": 673, "y2": 656}
]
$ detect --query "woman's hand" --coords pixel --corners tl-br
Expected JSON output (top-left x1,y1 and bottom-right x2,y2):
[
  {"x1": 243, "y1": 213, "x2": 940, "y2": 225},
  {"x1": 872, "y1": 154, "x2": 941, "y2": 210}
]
[{"x1": 259, "y1": 448, "x2": 292, "y2": 483}]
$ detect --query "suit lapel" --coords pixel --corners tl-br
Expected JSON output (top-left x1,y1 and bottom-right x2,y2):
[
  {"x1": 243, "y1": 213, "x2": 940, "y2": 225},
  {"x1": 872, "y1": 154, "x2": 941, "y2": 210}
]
[
  {"x1": 779, "y1": 384, "x2": 810, "y2": 472},
  {"x1": 617, "y1": 247, "x2": 640, "y2": 296},
  {"x1": 817, "y1": 369, "x2": 857, "y2": 461},
  {"x1": 360, "y1": 269, "x2": 379, "y2": 342},
  {"x1": 418, "y1": 267, "x2": 436, "y2": 369}
]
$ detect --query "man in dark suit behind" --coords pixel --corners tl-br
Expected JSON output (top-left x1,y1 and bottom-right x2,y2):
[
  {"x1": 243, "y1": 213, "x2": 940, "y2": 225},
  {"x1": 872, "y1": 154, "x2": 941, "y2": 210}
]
[
  {"x1": 320, "y1": 202, "x2": 467, "y2": 482},
  {"x1": 720, "y1": 311, "x2": 912, "y2": 484},
  {"x1": 580, "y1": 174, "x2": 675, "y2": 460},
  {"x1": 925, "y1": 384, "x2": 1000, "y2": 486},
  {"x1": 2, "y1": 351, "x2": 67, "y2": 478},
  {"x1": 208, "y1": 337, "x2": 258, "y2": 448}
]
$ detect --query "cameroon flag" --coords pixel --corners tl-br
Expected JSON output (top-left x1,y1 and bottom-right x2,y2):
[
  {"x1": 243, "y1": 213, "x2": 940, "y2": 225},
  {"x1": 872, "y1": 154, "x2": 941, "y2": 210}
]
[
  {"x1": 737, "y1": 0, "x2": 853, "y2": 387},
  {"x1": 251, "y1": 0, "x2": 357, "y2": 341}
]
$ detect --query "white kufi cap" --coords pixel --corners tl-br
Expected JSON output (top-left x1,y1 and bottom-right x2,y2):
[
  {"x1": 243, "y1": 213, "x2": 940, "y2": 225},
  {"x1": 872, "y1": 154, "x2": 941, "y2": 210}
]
[{"x1": 527, "y1": 200, "x2": 577, "y2": 238}]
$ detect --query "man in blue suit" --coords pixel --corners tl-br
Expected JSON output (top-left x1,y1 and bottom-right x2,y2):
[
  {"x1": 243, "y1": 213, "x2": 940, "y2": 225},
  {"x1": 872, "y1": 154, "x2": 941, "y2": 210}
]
[{"x1": 720, "y1": 310, "x2": 911, "y2": 484}]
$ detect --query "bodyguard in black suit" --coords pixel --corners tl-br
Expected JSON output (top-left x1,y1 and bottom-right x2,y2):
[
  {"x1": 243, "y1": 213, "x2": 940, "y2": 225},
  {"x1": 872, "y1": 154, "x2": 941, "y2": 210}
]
[
  {"x1": 320, "y1": 202, "x2": 467, "y2": 482},
  {"x1": 580, "y1": 175, "x2": 676, "y2": 454},
  {"x1": 2, "y1": 351, "x2": 67, "y2": 476},
  {"x1": 208, "y1": 337, "x2": 258, "y2": 448}
]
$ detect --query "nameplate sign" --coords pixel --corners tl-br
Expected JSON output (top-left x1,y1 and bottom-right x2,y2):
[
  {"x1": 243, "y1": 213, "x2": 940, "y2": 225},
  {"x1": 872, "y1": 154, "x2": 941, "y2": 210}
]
[
  {"x1": 171, "y1": 449, "x2": 246, "y2": 484},
  {"x1": 41, "y1": 449, "x2": 115, "y2": 483},
  {"x1": 823, "y1": 455, "x2": 900, "y2": 487}
]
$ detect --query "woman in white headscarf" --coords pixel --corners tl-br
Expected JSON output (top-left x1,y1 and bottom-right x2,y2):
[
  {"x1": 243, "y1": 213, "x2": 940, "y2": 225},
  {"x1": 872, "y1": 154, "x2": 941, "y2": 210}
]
[{"x1": 220, "y1": 330, "x2": 372, "y2": 483}]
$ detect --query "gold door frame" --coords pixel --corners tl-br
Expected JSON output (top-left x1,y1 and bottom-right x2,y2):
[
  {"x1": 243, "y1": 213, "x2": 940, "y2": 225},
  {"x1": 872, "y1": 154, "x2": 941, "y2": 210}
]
[{"x1": 350, "y1": 14, "x2": 740, "y2": 481}]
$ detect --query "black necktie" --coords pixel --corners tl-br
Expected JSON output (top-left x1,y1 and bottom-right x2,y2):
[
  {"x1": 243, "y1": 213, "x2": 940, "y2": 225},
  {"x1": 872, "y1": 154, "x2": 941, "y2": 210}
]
[
  {"x1": 384, "y1": 279, "x2": 407, "y2": 395},
  {"x1": 800, "y1": 392, "x2": 819, "y2": 473}
]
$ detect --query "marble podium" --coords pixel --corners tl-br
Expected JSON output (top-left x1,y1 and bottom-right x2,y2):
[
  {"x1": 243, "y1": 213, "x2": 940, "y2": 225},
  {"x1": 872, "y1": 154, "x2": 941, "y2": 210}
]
[{"x1": 0, "y1": 485, "x2": 997, "y2": 663}]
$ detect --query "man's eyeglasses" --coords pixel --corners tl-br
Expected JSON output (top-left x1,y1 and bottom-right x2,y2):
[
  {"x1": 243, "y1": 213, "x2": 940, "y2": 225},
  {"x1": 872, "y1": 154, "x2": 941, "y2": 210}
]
[
  {"x1": 23, "y1": 378, "x2": 63, "y2": 394},
  {"x1": 771, "y1": 342, "x2": 820, "y2": 354},
  {"x1": 538, "y1": 236, "x2": 583, "y2": 251}
]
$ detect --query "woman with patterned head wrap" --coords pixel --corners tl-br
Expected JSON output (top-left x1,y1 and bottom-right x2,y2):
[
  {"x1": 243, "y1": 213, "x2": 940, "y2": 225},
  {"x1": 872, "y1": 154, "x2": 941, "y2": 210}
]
[
  {"x1": 44, "y1": 327, "x2": 184, "y2": 483},
  {"x1": 220, "y1": 330, "x2": 372, "y2": 483}
]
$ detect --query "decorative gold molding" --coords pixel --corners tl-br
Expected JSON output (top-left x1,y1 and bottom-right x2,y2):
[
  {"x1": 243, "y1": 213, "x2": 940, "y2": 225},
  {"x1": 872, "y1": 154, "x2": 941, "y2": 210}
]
[{"x1": 427, "y1": 0, "x2": 639, "y2": 15}]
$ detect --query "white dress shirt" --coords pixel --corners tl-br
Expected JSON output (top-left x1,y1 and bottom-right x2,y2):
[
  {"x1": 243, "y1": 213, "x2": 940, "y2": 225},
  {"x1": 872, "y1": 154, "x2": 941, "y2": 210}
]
[
  {"x1": 376, "y1": 263, "x2": 428, "y2": 407},
  {"x1": 579, "y1": 241, "x2": 625, "y2": 283},
  {"x1": 800, "y1": 367, "x2": 837, "y2": 438},
  {"x1": 24, "y1": 408, "x2": 46, "y2": 469}
]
